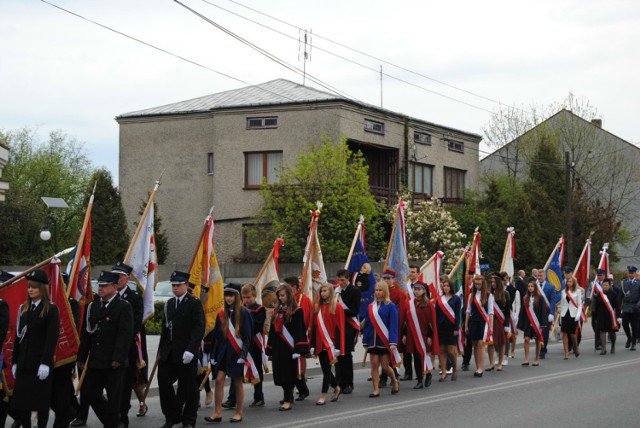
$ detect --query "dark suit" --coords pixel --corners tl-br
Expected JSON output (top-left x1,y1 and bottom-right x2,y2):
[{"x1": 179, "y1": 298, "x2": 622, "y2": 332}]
[
  {"x1": 0, "y1": 299, "x2": 11, "y2": 427},
  {"x1": 336, "y1": 283, "x2": 360, "y2": 390},
  {"x1": 158, "y1": 293, "x2": 205, "y2": 426},
  {"x1": 78, "y1": 296, "x2": 133, "y2": 428},
  {"x1": 118, "y1": 287, "x2": 144, "y2": 427}
]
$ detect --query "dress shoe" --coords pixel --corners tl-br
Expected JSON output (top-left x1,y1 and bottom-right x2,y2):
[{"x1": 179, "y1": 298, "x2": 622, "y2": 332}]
[
  {"x1": 229, "y1": 417, "x2": 242, "y2": 423},
  {"x1": 461, "y1": 364, "x2": 469, "y2": 372},
  {"x1": 631, "y1": 344, "x2": 636, "y2": 351},
  {"x1": 539, "y1": 354, "x2": 546, "y2": 359},
  {"x1": 369, "y1": 392, "x2": 380, "y2": 398},
  {"x1": 278, "y1": 405, "x2": 292, "y2": 411},
  {"x1": 330, "y1": 386, "x2": 341, "y2": 402},
  {"x1": 204, "y1": 416, "x2": 222, "y2": 423},
  {"x1": 625, "y1": 339, "x2": 631, "y2": 348},
  {"x1": 451, "y1": 371, "x2": 457, "y2": 381},
  {"x1": 137, "y1": 402, "x2": 149, "y2": 417},
  {"x1": 71, "y1": 418, "x2": 87, "y2": 427},
  {"x1": 391, "y1": 380, "x2": 399, "y2": 394},
  {"x1": 295, "y1": 392, "x2": 309, "y2": 401},
  {"x1": 249, "y1": 400, "x2": 265, "y2": 408},
  {"x1": 473, "y1": 371, "x2": 483, "y2": 377},
  {"x1": 342, "y1": 385, "x2": 353, "y2": 394},
  {"x1": 400, "y1": 374, "x2": 412, "y2": 381},
  {"x1": 183, "y1": 425, "x2": 195, "y2": 428},
  {"x1": 424, "y1": 373, "x2": 432, "y2": 388},
  {"x1": 379, "y1": 379, "x2": 387, "y2": 388},
  {"x1": 221, "y1": 401, "x2": 236, "y2": 409},
  {"x1": 159, "y1": 423, "x2": 174, "y2": 428},
  {"x1": 413, "y1": 379, "x2": 424, "y2": 389}
]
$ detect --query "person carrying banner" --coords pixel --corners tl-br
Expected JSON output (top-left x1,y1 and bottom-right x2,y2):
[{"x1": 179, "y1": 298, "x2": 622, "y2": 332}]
[
  {"x1": 488, "y1": 273, "x2": 511, "y2": 371},
  {"x1": 593, "y1": 278, "x2": 621, "y2": 355},
  {"x1": 504, "y1": 272, "x2": 520, "y2": 363},
  {"x1": 334, "y1": 268, "x2": 360, "y2": 395},
  {"x1": 157, "y1": 271, "x2": 205, "y2": 428},
  {"x1": 620, "y1": 266, "x2": 640, "y2": 351},
  {"x1": 310, "y1": 283, "x2": 345, "y2": 405},
  {"x1": 363, "y1": 281, "x2": 400, "y2": 397},
  {"x1": 400, "y1": 265, "x2": 420, "y2": 381},
  {"x1": 77, "y1": 271, "x2": 132, "y2": 428},
  {"x1": 436, "y1": 278, "x2": 461, "y2": 381},
  {"x1": 518, "y1": 280, "x2": 549, "y2": 366},
  {"x1": 464, "y1": 275, "x2": 494, "y2": 377},
  {"x1": 536, "y1": 270, "x2": 559, "y2": 359},
  {"x1": 402, "y1": 281, "x2": 434, "y2": 389},
  {"x1": 10, "y1": 269, "x2": 60, "y2": 428},
  {"x1": 241, "y1": 283, "x2": 267, "y2": 407},
  {"x1": 205, "y1": 283, "x2": 252, "y2": 424},
  {"x1": 560, "y1": 276, "x2": 583, "y2": 359}
]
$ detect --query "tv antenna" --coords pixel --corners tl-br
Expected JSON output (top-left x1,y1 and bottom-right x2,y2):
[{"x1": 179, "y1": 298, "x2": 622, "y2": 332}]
[{"x1": 298, "y1": 29, "x2": 312, "y2": 85}]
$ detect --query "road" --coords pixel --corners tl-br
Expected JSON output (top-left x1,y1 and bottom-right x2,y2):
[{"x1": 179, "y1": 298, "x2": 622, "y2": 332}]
[{"x1": 75, "y1": 330, "x2": 638, "y2": 428}]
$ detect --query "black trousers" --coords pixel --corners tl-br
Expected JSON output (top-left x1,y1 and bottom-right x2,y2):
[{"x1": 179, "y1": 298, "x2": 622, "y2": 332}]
[
  {"x1": 50, "y1": 363, "x2": 75, "y2": 428},
  {"x1": 336, "y1": 352, "x2": 354, "y2": 389},
  {"x1": 158, "y1": 359, "x2": 198, "y2": 426},
  {"x1": 120, "y1": 360, "x2": 138, "y2": 426},
  {"x1": 622, "y1": 312, "x2": 639, "y2": 343},
  {"x1": 281, "y1": 383, "x2": 294, "y2": 403},
  {"x1": 318, "y1": 351, "x2": 337, "y2": 393},
  {"x1": 82, "y1": 366, "x2": 126, "y2": 428},
  {"x1": 462, "y1": 335, "x2": 473, "y2": 366},
  {"x1": 403, "y1": 353, "x2": 413, "y2": 378}
]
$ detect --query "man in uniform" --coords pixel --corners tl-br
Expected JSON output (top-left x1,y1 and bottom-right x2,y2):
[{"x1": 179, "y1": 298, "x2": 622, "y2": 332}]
[
  {"x1": 158, "y1": 271, "x2": 205, "y2": 428},
  {"x1": 111, "y1": 262, "x2": 144, "y2": 428},
  {"x1": 78, "y1": 271, "x2": 133, "y2": 428},
  {"x1": 621, "y1": 266, "x2": 640, "y2": 350},
  {"x1": 537, "y1": 270, "x2": 559, "y2": 358},
  {"x1": 335, "y1": 269, "x2": 361, "y2": 394}
]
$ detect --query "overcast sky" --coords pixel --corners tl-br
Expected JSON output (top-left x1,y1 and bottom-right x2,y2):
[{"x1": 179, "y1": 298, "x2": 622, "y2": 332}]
[{"x1": 2, "y1": 0, "x2": 639, "y2": 183}]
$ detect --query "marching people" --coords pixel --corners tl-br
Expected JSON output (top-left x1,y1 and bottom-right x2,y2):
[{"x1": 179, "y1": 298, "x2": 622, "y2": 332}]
[
  {"x1": 435, "y1": 278, "x2": 461, "y2": 381},
  {"x1": 379, "y1": 269, "x2": 406, "y2": 387},
  {"x1": 266, "y1": 283, "x2": 310, "y2": 411},
  {"x1": 77, "y1": 271, "x2": 133, "y2": 428},
  {"x1": 536, "y1": 270, "x2": 559, "y2": 359},
  {"x1": 487, "y1": 273, "x2": 511, "y2": 371},
  {"x1": 587, "y1": 268, "x2": 606, "y2": 350},
  {"x1": 401, "y1": 264, "x2": 421, "y2": 381},
  {"x1": 157, "y1": 271, "x2": 205, "y2": 428},
  {"x1": 205, "y1": 283, "x2": 252, "y2": 424},
  {"x1": 593, "y1": 278, "x2": 621, "y2": 355},
  {"x1": 464, "y1": 275, "x2": 494, "y2": 377},
  {"x1": 334, "y1": 268, "x2": 360, "y2": 394},
  {"x1": 402, "y1": 281, "x2": 435, "y2": 389},
  {"x1": 363, "y1": 281, "x2": 400, "y2": 397},
  {"x1": 11, "y1": 269, "x2": 60, "y2": 428},
  {"x1": 620, "y1": 266, "x2": 640, "y2": 351},
  {"x1": 310, "y1": 283, "x2": 345, "y2": 405},
  {"x1": 518, "y1": 280, "x2": 549, "y2": 366},
  {"x1": 560, "y1": 276, "x2": 583, "y2": 359},
  {"x1": 241, "y1": 283, "x2": 267, "y2": 407},
  {"x1": 282, "y1": 276, "x2": 311, "y2": 402}
]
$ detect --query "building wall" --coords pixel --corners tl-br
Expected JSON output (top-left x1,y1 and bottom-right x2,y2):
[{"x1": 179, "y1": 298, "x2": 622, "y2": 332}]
[{"x1": 0, "y1": 144, "x2": 9, "y2": 202}]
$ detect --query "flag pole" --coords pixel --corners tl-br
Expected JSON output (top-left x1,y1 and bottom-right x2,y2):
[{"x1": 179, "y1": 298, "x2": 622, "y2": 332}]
[
  {"x1": 0, "y1": 247, "x2": 75, "y2": 289},
  {"x1": 124, "y1": 173, "x2": 163, "y2": 263},
  {"x1": 67, "y1": 181, "x2": 96, "y2": 296},
  {"x1": 188, "y1": 206, "x2": 214, "y2": 273},
  {"x1": 344, "y1": 216, "x2": 364, "y2": 269},
  {"x1": 543, "y1": 237, "x2": 562, "y2": 271},
  {"x1": 499, "y1": 228, "x2": 512, "y2": 273},
  {"x1": 254, "y1": 248, "x2": 275, "y2": 285},
  {"x1": 384, "y1": 202, "x2": 402, "y2": 271},
  {"x1": 448, "y1": 250, "x2": 466, "y2": 277}
]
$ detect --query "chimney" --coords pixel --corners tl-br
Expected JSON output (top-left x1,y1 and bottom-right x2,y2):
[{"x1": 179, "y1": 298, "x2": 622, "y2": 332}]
[{"x1": 591, "y1": 119, "x2": 602, "y2": 128}]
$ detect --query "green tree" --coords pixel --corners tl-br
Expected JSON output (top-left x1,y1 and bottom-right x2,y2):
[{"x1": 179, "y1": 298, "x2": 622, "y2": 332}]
[
  {"x1": 88, "y1": 169, "x2": 130, "y2": 265},
  {"x1": 0, "y1": 127, "x2": 93, "y2": 264},
  {"x1": 245, "y1": 135, "x2": 385, "y2": 263}
]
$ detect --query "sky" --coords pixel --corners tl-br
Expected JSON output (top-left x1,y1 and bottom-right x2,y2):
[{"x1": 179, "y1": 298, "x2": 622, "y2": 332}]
[{"x1": 2, "y1": 0, "x2": 639, "y2": 184}]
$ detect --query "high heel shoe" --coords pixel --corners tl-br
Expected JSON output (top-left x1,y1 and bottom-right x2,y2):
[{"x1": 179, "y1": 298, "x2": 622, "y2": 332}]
[
  {"x1": 391, "y1": 380, "x2": 399, "y2": 395},
  {"x1": 136, "y1": 402, "x2": 148, "y2": 417}
]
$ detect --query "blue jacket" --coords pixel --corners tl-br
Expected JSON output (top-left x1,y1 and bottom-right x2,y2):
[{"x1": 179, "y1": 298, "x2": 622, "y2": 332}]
[{"x1": 362, "y1": 301, "x2": 398, "y2": 348}]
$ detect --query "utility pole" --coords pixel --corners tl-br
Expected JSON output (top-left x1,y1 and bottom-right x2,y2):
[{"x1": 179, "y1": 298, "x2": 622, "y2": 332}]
[{"x1": 565, "y1": 151, "x2": 574, "y2": 266}]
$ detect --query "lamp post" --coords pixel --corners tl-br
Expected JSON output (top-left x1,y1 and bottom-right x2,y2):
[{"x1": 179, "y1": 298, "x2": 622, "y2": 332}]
[{"x1": 40, "y1": 197, "x2": 69, "y2": 254}]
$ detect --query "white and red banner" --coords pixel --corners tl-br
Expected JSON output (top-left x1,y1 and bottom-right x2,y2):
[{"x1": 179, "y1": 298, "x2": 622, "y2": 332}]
[
  {"x1": 500, "y1": 227, "x2": 516, "y2": 278},
  {"x1": 302, "y1": 202, "x2": 327, "y2": 301},
  {"x1": 418, "y1": 250, "x2": 444, "y2": 301},
  {"x1": 254, "y1": 239, "x2": 284, "y2": 305},
  {"x1": 573, "y1": 238, "x2": 592, "y2": 292}
]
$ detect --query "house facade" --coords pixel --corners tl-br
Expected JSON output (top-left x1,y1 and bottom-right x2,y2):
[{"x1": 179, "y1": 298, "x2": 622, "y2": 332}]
[
  {"x1": 0, "y1": 143, "x2": 9, "y2": 202},
  {"x1": 117, "y1": 79, "x2": 481, "y2": 267}
]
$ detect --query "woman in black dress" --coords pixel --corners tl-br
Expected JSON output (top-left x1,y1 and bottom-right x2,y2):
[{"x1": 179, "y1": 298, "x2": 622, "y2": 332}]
[
  {"x1": 435, "y1": 278, "x2": 461, "y2": 381},
  {"x1": 488, "y1": 273, "x2": 511, "y2": 371},
  {"x1": 11, "y1": 269, "x2": 60, "y2": 428},
  {"x1": 464, "y1": 275, "x2": 494, "y2": 377},
  {"x1": 560, "y1": 277, "x2": 583, "y2": 359},
  {"x1": 593, "y1": 278, "x2": 621, "y2": 355},
  {"x1": 518, "y1": 280, "x2": 548, "y2": 366}
]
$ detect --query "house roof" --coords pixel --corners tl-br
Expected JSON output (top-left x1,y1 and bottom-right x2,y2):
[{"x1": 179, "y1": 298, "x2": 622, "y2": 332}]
[{"x1": 117, "y1": 78, "x2": 481, "y2": 140}]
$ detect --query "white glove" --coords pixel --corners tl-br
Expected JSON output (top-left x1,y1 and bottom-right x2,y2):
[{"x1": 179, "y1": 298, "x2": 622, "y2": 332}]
[
  {"x1": 37, "y1": 364, "x2": 50, "y2": 380},
  {"x1": 292, "y1": 353, "x2": 301, "y2": 359},
  {"x1": 182, "y1": 351, "x2": 194, "y2": 364},
  {"x1": 513, "y1": 317, "x2": 519, "y2": 325},
  {"x1": 504, "y1": 326, "x2": 510, "y2": 333},
  {"x1": 334, "y1": 349, "x2": 340, "y2": 355},
  {"x1": 211, "y1": 359, "x2": 217, "y2": 366},
  {"x1": 617, "y1": 318, "x2": 622, "y2": 326},
  {"x1": 202, "y1": 354, "x2": 210, "y2": 367},
  {"x1": 548, "y1": 314, "x2": 554, "y2": 323},
  {"x1": 390, "y1": 344, "x2": 397, "y2": 351},
  {"x1": 237, "y1": 358, "x2": 245, "y2": 364},
  {"x1": 574, "y1": 314, "x2": 581, "y2": 323},
  {"x1": 11, "y1": 364, "x2": 16, "y2": 378},
  {"x1": 310, "y1": 347, "x2": 315, "y2": 355}
]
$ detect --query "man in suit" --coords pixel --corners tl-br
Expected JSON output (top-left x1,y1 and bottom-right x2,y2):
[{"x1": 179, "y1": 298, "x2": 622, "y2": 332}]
[
  {"x1": 111, "y1": 262, "x2": 145, "y2": 427},
  {"x1": 335, "y1": 268, "x2": 361, "y2": 394},
  {"x1": 78, "y1": 271, "x2": 133, "y2": 428},
  {"x1": 621, "y1": 266, "x2": 640, "y2": 350},
  {"x1": 158, "y1": 271, "x2": 205, "y2": 428}
]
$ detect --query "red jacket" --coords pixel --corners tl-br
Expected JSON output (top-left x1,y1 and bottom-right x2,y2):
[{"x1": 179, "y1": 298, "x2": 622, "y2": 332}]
[
  {"x1": 404, "y1": 299, "x2": 434, "y2": 354},
  {"x1": 310, "y1": 302, "x2": 345, "y2": 357}
]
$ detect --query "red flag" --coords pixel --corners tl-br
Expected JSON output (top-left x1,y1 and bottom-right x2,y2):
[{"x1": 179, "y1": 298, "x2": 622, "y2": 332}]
[
  {"x1": 49, "y1": 259, "x2": 80, "y2": 367},
  {"x1": 67, "y1": 219, "x2": 93, "y2": 331},
  {"x1": 0, "y1": 278, "x2": 27, "y2": 394},
  {"x1": 573, "y1": 239, "x2": 591, "y2": 291}
]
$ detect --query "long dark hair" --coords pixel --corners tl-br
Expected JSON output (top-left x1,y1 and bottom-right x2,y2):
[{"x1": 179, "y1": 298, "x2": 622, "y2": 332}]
[
  {"x1": 223, "y1": 291, "x2": 243, "y2": 338},
  {"x1": 527, "y1": 280, "x2": 539, "y2": 306},
  {"x1": 492, "y1": 275, "x2": 506, "y2": 306},
  {"x1": 21, "y1": 280, "x2": 52, "y2": 317},
  {"x1": 275, "y1": 283, "x2": 297, "y2": 322}
]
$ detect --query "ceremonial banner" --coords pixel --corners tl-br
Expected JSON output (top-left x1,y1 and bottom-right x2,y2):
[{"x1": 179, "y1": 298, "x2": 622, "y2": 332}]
[
  {"x1": 345, "y1": 217, "x2": 376, "y2": 320},
  {"x1": 50, "y1": 259, "x2": 80, "y2": 367},
  {"x1": 597, "y1": 243, "x2": 610, "y2": 278},
  {"x1": 189, "y1": 212, "x2": 224, "y2": 335},
  {"x1": 254, "y1": 239, "x2": 284, "y2": 305},
  {"x1": 573, "y1": 238, "x2": 592, "y2": 291},
  {"x1": 448, "y1": 251, "x2": 467, "y2": 295},
  {"x1": 384, "y1": 200, "x2": 410, "y2": 292},
  {"x1": 465, "y1": 230, "x2": 481, "y2": 308},
  {"x1": 301, "y1": 202, "x2": 327, "y2": 300},
  {"x1": 500, "y1": 227, "x2": 516, "y2": 278},
  {"x1": 418, "y1": 250, "x2": 444, "y2": 300},
  {"x1": 544, "y1": 237, "x2": 565, "y2": 294},
  {"x1": 0, "y1": 278, "x2": 26, "y2": 395}
]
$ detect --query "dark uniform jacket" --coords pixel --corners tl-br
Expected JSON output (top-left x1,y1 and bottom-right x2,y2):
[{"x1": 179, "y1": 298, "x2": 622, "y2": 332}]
[
  {"x1": 12, "y1": 302, "x2": 60, "y2": 370},
  {"x1": 338, "y1": 283, "x2": 361, "y2": 353},
  {"x1": 621, "y1": 278, "x2": 640, "y2": 313},
  {"x1": 159, "y1": 293, "x2": 205, "y2": 363},
  {"x1": 119, "y1": 287, "x2": 144, "y2": 360},
  {"x1": 78, "y1": 296, "x2": 133, "y2": 368}
]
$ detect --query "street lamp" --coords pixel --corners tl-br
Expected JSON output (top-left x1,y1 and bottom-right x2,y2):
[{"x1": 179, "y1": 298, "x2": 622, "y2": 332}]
[{"x1": 40, "y1": 197, "x2": 69, "y2": 254}]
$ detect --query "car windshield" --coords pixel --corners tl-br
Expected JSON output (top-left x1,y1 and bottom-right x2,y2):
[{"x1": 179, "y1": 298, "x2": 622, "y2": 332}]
[{"x1": 155, "y1": 280, "x2": 173, "y2": 296}]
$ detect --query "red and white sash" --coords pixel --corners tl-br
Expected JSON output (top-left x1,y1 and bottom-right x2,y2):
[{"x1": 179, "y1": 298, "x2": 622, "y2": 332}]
[
  {"x1": 274, "y1": 310, "x2": 304, "y2": 378},
  {"x1": 338, "y1": 294, "x2": 360, "y2": 332},
  {"x1": 524, "y1": 296, "x2": 544, "y2": 340},
  {"x1": 135, "y1": 332, "x2": 146, "y2": 369},
  {"x1": 493, "y1": 302, "x2": 506, "y2": 326},
  {"x1": 536, "y1": 282, "x2": 551, "y2": 310},
  {"x1": 565, "y1": 291, "x2": 585, "y2": 335},
  {"x1": 472, "y1": 292, "x2": 492, "y2": 342},
  {"x1": 597, "y1": 289, "x2": 619, "y2": 329},
  {"x1": 369, "y1": 302, "x2": 402, "y2": 367},
  {"x1": 437, "y1": 296, "x2": 463, "y2": 352},
  {"x1": 316, "y1": 309, "x2": 339, "y2": 363},
  {"x1": 406, "y1": 301, "x2": 433, "y2": 373},
  {"x1": 254, "y1": 332, "x2": 269, "y2": 373},
  {"x1": 223, "y1": 310, "x2": 260, "y2": 384}
]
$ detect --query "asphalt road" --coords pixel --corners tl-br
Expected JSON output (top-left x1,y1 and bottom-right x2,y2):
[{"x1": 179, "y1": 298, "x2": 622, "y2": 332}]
[{"x1": 73, "y1": 330, "x2": 639, "y2": 427}]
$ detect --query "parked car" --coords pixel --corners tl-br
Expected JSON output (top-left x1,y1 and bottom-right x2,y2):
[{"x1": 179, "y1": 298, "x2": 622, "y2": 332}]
[{"x1": 154, "y1": 280, "x2": 173, "y2": 303}]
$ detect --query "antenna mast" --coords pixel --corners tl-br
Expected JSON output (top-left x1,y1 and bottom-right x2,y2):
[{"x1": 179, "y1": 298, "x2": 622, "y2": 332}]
[{"x1": 298, "y1": 29, "x2": 312, "y2": 86}]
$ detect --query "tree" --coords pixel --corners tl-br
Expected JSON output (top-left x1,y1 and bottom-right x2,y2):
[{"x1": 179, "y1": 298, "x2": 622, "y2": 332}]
[
  {"x1": 88, "y1": 169, "x2": 130, "y2": 265},
  {"x1": 244, "y1": 135, "x2": 386, "y2": 263},
  {"x1": 0, "y1": 127, "x2": 94, "y2": 264}
]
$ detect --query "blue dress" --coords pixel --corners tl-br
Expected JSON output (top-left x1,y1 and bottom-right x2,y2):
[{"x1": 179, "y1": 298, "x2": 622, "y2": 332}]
[
  {"x1": 362, "y1": 300, "x2": 398, "y2": 354},
  {"x1": 211, "y1": 306, "x2": 253, "y2": 379}
]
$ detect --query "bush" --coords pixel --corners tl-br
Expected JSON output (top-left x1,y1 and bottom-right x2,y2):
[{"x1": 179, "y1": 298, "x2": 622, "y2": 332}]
[{"x1": 144, "y1": 300, "x2": 165, "y2": 335}]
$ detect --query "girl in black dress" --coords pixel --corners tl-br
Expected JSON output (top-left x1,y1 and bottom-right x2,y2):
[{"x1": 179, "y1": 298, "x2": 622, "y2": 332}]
[
  {"x1": 435, "y1": 279, "x2": 462, "y2": 381},
  {"x1": 560, "y1": 277, "x2": 582, "y2": 359},
  {"x1": 593, "y1": 278, "x2": 621, "y2": 355},
  {"x1": 518, "y1": 280, "x2": 548, "y2": 366}
]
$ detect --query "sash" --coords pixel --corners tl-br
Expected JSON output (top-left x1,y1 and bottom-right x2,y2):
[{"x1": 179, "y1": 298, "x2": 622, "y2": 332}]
[
  {"x1": 524, "y1": 296, "x2": 544, "y2": 340},
  {"x1": 598, "y1": 290, "x2": 619, "y2": 329},
  {"x1": 222, "y1": 310, "x2": 260, "y2": 385},
  {"x1": 493, "y1": 302, "x2": 506, "y2": 326},
  {"x1": 509, "y1": 312, "x2": 516, "y2": 335},
  {"x1": 457, "y1": 328, "x2": 465, "y2": 353},
  {"x1": 536, "y1": 282, "x2": 551, "y2": 310},
  {"x1": 565, "y1": 291, "x2": 585, "y2": 335},
  {"x1": 472, "y1": 293, "x2": 492, "y2": 342},
  {"x1": 338, "y1": 294, "x2": 360, "y2": 332},
  {"x1": 406, "y1": 301, "x2": 433, "y2": 373},
  {"x1": 316, "y1": 308, "x2": 339, "y2": 363},
  {"x1": 369, "y1": 302, "x2": 402, "y2": 367},
  {"x1": 274, "y1": 310, "x2": 304, "y2": 379},
  {"x1": 437, "y1": 295, "x2": 457, "y2": 326},
  {"x1": 254, "y1": 332, "x2": 270, "y2": 373}
]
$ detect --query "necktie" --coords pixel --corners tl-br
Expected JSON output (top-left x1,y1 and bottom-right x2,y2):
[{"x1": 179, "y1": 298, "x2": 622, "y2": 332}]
[
  {"x1": 102, "y1": 300, "x2": 107, "y2": 309},
  {"x1": 31, "y1": 303, "x2": 36, "y2": 312},
  {"x1": 176, "y1": 298, "x2": 180, "y2": 310}
]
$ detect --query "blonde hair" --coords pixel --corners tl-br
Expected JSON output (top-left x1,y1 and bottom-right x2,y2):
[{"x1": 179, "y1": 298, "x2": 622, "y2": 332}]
[
  {"x1": 316, "y1": 283, "x2": 337, "y2": 314},
  {"x1": 374, "y1": 281, "x2": 391, "y2": 304}
]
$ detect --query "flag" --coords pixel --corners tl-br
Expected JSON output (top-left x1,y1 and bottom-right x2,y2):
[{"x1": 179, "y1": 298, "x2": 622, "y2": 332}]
[
  {"x1": 0, "y1": 277, "x2": 26, "y2": 394},
  {"x1": 544, "y1": 237, "x2": 565, "y2": 294},
  {"x1": 254, "y1": 239, "x2": 284, "y2": 305},
  {"x1": 345, "y1": 218, "x2": 376, "y2": 320},
  {"x1": 125, "y1": 185, "x2": 159, "y2": 321},
  {"x1": 500, "y1": 227, "x2": 516, "y2": 278},
  {"x1": 384, "y1": 200, "x2": 410, "y2": 292},
  {"x1": 189, "y1": 212, "x2": 225, "y2": 335},
  {"x1": 418, "y1": 250, "x2": 444, "y2": 300},
  {"x1": 573, "y1": 238, "x2": 592, "y2": 291},
  {"x1": 465, "y1": 229, "x2": 481, "y2": 308},
  {"x1": 49, "y1": 258, "x2": 80, "y2": 367},
  {"x1": 597, "y1": 243, "x2": 610, "y2": 278},
  {"x1": 302, "y1": 202, "x2": 327, "y2": 300},
  {"x1": 448, "y1": 250, "x2": 467, "y2": 295},
  {"x1": 66, "y1": 216, "x2": 93, "y2": 331}
]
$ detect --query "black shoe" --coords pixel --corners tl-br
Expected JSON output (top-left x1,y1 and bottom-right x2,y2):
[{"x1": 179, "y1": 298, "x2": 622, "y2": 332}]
[
  {"x1": 250, "y1": 399, "x2": 265, "y2": 407},
  {"x1": 342, "y1": 385, "x2": 353, "y2": 394},
  {"x1": 71, "y1": 418, "x2": 87, "y2": 427},
  {"x1": 221, "y1": 401, "x2": 236, "y2": 409},
  {"x1": 473, "y1": 371, "x2": 483, "y2": 377},
  {"x1": 379, "y1": 379, "x2": 387, "y2": 388},
  {"x1": 625, "y1": 339, "x2": 631, "y2": 348},
  {"x1": 159, "y1": 423, "x2": 174, "y2": 428},
  {"x1": 400, "y1": 374, "x2": 412, "y2": 381},
  {"x1": 183, "y1": 425, "x2": 195, "y2": 428},
  {"x1": 424, "y1": 373, "x2": 432, "y2": 388},
  {"x1": 413, "y1": 379, "x2": 423, "y2": 389},
  {"x1": 631, "y1": 344, "x2": 636, "y2": 351},
  {"x1": 295, "y1": 392, "x2": 309, "y2": 401},
  {"x1": 595, "y1": 344, "x2": 602, "y2": 350},
  {"x1": 461, "y1": 364, "x2": 469, "y2": 372},
  {"x1": 539, "y1": 354, "x2": 546, "y2": 359},
  {"x1": 204, "y1": 416, "x2": 222, "y2": 423}
]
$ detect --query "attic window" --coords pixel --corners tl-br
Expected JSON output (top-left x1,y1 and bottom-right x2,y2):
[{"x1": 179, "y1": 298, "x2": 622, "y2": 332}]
[
  {"x1": 247, "y1": 116, "x2": 278, "y2": 129},
  {"x1": 364, "y1": 119, "x2": 385, "y2": 135},
  {"x1": 447, "y1": 140, "x2": 464, "y2": 153}
]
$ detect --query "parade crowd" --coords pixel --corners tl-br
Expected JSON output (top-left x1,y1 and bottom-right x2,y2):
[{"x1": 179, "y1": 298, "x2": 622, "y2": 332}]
[{"x1": 0, "y1": 260, "x2": 639, "y2": 428}]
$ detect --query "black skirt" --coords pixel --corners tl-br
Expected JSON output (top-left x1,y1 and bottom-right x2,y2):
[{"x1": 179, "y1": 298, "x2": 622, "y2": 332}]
[
  {"x1": 437, "y1": 324, "x2": 458, "y2": 346},
  {"x1": 367, "y1": 346, "x2": 390, "y2": 356},
  {"x1": 467, "y1": 320, "x2": 486, "y2": 341},
  {"x1": 11, "y1": 369, "x2": 54, "y2": 411},
  {"x1": 561, "y1": 313, "x2": 578, "y2": 334}
]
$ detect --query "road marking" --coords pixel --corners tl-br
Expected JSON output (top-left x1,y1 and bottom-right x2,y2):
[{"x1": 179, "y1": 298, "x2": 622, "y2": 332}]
[{"x1": 262, "y1": 357, "x2": 640, "y2": 427}]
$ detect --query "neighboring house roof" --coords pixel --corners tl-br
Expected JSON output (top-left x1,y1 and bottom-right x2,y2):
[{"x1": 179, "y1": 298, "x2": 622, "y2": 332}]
[{"x1": 117, "y1": 78, "x2": 481, "y2": 140}]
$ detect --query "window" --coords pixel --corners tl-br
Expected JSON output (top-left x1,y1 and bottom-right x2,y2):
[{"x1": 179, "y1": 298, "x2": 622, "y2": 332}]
[
  {"x1": 447, "y1": 139, "x2": 464, "y2": 153},
  {"x1": 247, "y1": 116, "x2": 278, "y2": 129},
  {"x1": 207, "y1": 152, "x2": 214, "y2": 174},
  {"x1": 414, "y1": 131, "x2": 431, "y2": 145},
  {"x1": 364, "y1": 119, "x2": 385, "y2": 134},
  {"x1": 409, "y1": 162, "x2": 433, "y2": 195},
  {"x1": 244, "y1": 151, "x2": 282, "y2": 188},
  {"x1": 444, "y1": 167, "x2": 466, "y2": 200}
]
